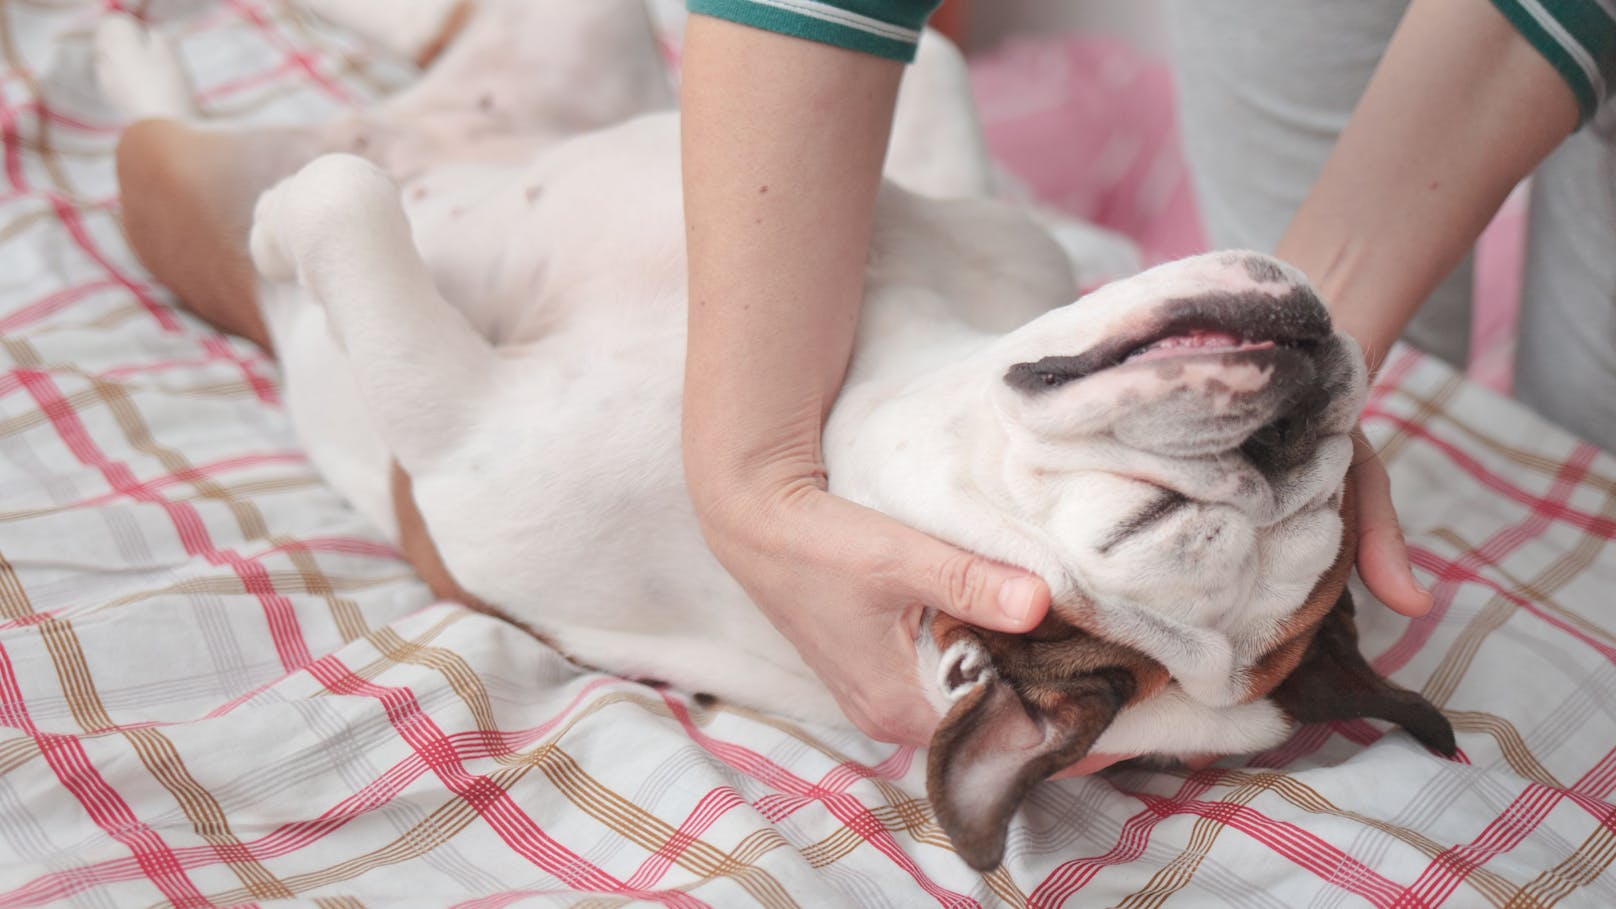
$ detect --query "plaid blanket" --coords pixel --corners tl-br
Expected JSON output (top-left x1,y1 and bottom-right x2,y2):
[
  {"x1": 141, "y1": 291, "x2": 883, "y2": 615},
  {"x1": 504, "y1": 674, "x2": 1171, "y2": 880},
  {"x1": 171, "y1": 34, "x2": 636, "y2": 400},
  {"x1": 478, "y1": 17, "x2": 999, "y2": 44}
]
[{"x1": 2, "y1": 2, "x2": 1614, "y2": 906}]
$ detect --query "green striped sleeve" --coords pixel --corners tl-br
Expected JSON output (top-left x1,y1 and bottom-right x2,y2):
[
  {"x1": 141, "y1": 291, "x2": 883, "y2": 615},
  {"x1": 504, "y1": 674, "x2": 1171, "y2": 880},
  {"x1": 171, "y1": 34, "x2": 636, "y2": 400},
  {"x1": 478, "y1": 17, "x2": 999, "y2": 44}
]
[
  {"x1": 1489, "y1": 0, "x2": 1616, "y2": 123},
  {"x1": 688, "y1": 0, "x2": 942, "y2": 62}
]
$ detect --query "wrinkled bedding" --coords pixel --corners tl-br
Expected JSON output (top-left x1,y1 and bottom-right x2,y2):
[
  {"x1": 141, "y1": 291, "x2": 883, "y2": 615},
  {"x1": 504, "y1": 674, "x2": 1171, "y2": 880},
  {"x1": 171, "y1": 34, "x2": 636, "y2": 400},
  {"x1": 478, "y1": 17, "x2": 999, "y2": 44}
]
[{"x1": 1, "y1": 3, "x2": 1614, "y2": 906}]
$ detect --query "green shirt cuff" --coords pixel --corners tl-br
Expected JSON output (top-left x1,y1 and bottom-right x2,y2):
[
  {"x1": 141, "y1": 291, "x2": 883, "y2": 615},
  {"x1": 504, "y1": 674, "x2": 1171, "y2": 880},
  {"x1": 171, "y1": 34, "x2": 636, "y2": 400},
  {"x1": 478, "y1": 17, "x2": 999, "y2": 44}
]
[{"x1": 688, "y1": 0, "x2": 939, "y2": 62}]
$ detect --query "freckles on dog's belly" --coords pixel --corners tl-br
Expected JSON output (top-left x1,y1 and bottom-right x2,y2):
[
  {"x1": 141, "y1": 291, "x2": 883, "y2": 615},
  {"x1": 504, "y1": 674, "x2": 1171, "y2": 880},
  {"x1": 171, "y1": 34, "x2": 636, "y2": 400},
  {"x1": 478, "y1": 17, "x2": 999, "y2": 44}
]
[{"x1": 397, "y1": 166, "x2": 545, "y2": 339}]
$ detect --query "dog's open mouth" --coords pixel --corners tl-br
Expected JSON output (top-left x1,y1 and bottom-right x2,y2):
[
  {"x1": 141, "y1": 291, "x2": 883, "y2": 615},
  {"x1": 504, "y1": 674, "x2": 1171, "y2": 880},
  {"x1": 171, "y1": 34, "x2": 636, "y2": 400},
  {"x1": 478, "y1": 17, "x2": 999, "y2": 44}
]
[
  {"x1": 1005, "y1": 291, "x2": 1331, "y2": 395},
  {"x1": 1120, "y1": 330, "x2": 1278, "y2": 365}
]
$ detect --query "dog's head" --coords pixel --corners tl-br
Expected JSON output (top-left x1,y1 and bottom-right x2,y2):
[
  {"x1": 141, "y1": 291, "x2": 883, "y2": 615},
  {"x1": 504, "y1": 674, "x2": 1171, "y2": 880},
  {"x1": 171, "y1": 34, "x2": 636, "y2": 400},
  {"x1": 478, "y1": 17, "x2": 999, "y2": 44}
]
[{"x1": 878, "y1": 252, "x2": 1455, "y2": 869}]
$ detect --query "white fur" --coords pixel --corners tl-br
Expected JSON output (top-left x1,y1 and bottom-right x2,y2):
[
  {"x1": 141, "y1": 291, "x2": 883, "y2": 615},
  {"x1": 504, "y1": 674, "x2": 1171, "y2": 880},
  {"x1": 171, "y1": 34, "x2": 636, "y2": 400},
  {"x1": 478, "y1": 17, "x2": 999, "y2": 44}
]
[
  {"x1": 938, "y1": 637, "x2": 995, "y2": 702},
  {"x1": 95, "y1": 15, "x2": 195, "y2": 121},
  {"x1": 300, "y1": 0, "x2": 466, "y2": 61},
  {"x1": 103, "y1": 3, "x2": 1366, "y2": 757}
]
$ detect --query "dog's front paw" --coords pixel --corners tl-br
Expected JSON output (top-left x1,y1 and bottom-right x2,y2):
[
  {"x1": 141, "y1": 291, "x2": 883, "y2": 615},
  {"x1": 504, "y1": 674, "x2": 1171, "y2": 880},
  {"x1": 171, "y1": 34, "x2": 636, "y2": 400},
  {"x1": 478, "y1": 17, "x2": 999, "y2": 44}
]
[
  {"x1": 248, "y1": 177, "x2": 304, "y2": 285},
  {"x1": 249, "y1": 154, "x2": 403, "y2": 285},
  {"x1": 94, "y1": 14, "x2": 195, "y2": 121}
]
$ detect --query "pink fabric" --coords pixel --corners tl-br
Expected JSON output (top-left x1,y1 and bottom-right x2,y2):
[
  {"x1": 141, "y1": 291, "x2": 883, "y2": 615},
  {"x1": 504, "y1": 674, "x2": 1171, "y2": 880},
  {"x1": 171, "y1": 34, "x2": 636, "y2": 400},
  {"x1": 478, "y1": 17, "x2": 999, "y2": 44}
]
[
  {"x1": 1470, "y1": 186, "x2": 1528, "y2": 393},
  {"x1": 968, "y1": 34, "x2": 1524, "y2": 393},
  {"x1": 969, "y1": 36, "x2": 1205, "y2": 265}
]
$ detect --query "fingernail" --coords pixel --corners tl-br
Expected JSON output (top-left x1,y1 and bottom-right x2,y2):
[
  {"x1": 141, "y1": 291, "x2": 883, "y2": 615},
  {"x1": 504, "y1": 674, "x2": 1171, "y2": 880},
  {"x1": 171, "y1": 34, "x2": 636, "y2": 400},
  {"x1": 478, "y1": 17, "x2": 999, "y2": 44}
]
[
  {"x1": 997, "y1": 577, "x2": 1039, "y2": 623},
  {"x1": 1406, "y1": 565, "x2": 1430, "y2": 596},
  {"x1": 1405, "y1": 570, "x2": 1434, "y2": 615}
]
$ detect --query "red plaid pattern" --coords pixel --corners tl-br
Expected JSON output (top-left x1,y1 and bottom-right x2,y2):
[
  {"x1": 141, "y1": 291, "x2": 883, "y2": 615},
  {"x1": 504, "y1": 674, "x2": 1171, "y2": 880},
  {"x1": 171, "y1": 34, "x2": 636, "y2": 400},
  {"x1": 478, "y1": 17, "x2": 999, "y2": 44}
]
[{"x1": 2, "y1": 3, "x2": 1614, "y2": 906}]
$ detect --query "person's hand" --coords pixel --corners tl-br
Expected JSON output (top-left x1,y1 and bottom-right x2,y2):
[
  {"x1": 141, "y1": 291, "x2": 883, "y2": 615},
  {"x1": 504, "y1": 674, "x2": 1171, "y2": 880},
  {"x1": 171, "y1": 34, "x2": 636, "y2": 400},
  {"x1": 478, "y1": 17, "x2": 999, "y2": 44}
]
[
  {"x1": 694, "y1": 476, "x2": 1052, "y2": 745},
  {"x1": 1349, "y1": 428, "x2": 1433, "y2": 617}
]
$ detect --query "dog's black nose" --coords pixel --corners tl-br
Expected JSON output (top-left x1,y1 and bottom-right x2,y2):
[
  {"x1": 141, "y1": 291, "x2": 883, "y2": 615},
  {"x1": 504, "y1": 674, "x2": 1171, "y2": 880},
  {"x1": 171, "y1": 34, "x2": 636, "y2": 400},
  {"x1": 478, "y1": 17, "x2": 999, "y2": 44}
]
[{"x1": 1241, "y1": 373, "x2": 1330, "y2": 475}]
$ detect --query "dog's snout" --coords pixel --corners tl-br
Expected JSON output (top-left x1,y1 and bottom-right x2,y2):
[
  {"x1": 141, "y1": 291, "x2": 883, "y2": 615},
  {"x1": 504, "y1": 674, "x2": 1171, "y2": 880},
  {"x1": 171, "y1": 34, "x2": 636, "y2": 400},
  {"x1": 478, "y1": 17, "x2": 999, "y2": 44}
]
[{"x1": 1239, "y1": 353, "x2": 1338, "y2": 474}]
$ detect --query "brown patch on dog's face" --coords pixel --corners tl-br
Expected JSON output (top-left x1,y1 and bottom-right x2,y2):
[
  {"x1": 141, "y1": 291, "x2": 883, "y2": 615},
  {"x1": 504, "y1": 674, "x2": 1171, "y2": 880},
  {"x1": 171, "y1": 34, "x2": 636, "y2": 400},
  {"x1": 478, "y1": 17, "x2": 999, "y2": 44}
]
[
  {"x1": 1267, "y1": 588, "x2": 1456, "y2": 756},
  {"x1": 1240, "y1": 477, "x2": 1453, "y2": 755},
  {"x1": 1217, "y1": 472, "x2": 1455, "y2": 756},
  {"x1": 925, "y1": 618, "x2": 1169, "y2": 870},
  {"x1": 1243, "y1": 479, "x2": 1361, "y2": 697},
  {"x1": 922, "y1": 475, "x2": 1454, "y2": 869}
]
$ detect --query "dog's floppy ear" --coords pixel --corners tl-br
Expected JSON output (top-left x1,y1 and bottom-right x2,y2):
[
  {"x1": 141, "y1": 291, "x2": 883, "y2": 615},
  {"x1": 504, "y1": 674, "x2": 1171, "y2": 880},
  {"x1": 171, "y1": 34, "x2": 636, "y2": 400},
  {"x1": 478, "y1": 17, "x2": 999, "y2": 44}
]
[
  {"x1": 1268, "y1": 588, "x2": 1457, "y2": 756},
  {"x1": 925, "y1": 635, "x2": 1139, "y2": 871}
]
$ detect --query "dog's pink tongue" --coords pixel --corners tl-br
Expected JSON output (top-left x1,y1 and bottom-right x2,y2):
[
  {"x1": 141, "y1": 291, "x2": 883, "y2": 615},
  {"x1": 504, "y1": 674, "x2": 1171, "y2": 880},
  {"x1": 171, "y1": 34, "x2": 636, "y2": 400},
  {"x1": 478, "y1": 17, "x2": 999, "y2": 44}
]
[{"x1": 1126, "y1": 331, "x2": 1271, "y2": 363}]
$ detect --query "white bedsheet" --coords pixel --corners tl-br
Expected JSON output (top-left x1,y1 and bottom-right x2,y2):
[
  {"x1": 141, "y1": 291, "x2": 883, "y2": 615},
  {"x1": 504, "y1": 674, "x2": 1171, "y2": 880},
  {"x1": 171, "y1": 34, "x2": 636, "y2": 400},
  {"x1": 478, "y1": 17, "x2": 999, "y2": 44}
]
[{"x1": 1, "y1": 3, "x2": 1614, "y2": 906}]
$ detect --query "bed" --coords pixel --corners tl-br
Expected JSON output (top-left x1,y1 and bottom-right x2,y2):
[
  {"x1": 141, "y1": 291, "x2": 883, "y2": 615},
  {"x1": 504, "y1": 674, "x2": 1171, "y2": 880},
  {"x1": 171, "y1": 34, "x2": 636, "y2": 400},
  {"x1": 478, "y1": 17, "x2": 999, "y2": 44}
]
[{"x1": 2, "y1": 3, "x2": 1614, "y2": 906}]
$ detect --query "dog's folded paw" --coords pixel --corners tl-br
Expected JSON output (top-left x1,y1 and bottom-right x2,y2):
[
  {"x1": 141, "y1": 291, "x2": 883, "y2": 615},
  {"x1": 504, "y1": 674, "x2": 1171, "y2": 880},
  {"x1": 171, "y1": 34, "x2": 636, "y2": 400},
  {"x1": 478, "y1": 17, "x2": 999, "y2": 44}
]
[
  {"x1": 94, "y1": 14, "x2": 195, "y2": 121},
  {"x1": 248, "y1": 179, "x2": 302, "y2": 285},
  {"x1": 249, "y1": 154, "x2": 403, "y2": 285}
]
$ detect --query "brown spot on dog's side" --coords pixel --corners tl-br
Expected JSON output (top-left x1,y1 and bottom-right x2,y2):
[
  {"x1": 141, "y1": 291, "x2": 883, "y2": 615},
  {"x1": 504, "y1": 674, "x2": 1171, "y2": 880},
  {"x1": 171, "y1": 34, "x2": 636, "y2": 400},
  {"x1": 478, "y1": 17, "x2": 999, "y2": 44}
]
[
  {"x1": 525, "y1": 185, "x2": 543, "y2": 204},
  {"x1": 478, "y1": 92, "x2": 495, "y2": 112},
  {"x1": 392, "y1": 460, "x2": 488, "y2": 608},
  {"x1": 391, "y1": 460, "x2": 565, "y2": 654},
  {"x1": 411, "y1": 185, "x2": 430, "y2": 201},
  {"x1": 758, "y1": 185, "x2": 769, "y2": 194}
]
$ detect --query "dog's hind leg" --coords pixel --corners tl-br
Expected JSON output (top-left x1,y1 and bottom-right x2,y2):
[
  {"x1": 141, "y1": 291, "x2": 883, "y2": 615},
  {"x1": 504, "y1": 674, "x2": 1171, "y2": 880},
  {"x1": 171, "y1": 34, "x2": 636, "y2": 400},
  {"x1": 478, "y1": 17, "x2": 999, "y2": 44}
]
[
  {"x1": 249, "y1": 154, "x2": 497, "y2": 470},
  {"x1": 116, "y1": 121, "x2": 332, "y2": 350}
]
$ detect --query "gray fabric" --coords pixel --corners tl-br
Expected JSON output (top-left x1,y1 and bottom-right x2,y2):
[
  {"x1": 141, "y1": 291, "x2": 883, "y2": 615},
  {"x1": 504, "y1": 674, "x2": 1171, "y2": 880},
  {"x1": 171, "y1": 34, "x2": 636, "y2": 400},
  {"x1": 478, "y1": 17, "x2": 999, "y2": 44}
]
[
  {"x1": 1163, "y1": 0, "x2": 1473, "y2": 367},
  {"x1": 1515, "y1": 127, "x2": 1616, "y2": 451},
  {"x1": 1166, "y1": 0, "x2": 1616, "y2": 451}
]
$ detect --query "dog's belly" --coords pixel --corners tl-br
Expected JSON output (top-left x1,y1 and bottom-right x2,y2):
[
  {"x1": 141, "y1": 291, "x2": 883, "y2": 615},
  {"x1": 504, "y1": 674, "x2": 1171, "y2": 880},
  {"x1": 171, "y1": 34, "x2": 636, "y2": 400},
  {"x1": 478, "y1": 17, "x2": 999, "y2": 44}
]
[
  {"x1": 264, "y1": 140, "x2": 841, "y2": 724},
  {"x1": 409, "y1": 335, "x2": 835, "y2": 721}
]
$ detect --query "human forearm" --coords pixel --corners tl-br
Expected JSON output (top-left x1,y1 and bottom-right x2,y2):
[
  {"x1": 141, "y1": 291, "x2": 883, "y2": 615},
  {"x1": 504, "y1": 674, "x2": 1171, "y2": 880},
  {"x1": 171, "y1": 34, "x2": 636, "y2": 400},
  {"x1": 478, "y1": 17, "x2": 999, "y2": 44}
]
[
  {"x1": 677, "y1": 16, "x2": 1050, "y2": 744},
  {"x1": 680, "y1": 14, "x2": 903, "y2": 509},
  {"x1": 1277, "y1": 0, "x2": 1579, "y2": 372}
]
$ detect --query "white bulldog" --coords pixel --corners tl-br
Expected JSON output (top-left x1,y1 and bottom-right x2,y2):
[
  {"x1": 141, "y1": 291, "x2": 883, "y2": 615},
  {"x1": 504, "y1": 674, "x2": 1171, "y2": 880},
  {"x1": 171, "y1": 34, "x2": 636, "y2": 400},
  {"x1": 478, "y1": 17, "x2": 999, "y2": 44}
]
[{"x1": 99, "y1": 0, "x2": 1453, "y2": 871}]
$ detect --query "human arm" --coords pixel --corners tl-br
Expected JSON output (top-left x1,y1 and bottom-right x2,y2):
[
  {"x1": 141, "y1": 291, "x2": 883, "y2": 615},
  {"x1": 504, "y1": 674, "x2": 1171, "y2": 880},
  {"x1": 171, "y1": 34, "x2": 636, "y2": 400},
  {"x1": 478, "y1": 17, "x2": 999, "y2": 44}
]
[
  {"x1": 679, "y1": 14, "x2": 1055, "y2": 745},
  {"x1": 1275, "y1": 0, "x2": 1582, "y2": 616}
]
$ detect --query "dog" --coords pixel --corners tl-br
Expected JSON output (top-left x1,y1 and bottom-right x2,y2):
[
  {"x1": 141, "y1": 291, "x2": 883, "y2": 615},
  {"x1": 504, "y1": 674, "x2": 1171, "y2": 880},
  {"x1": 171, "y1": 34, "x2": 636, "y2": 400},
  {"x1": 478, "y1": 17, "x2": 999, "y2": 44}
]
[{"x1": 98, "y1": 0, "x2": 1455, "y2": 871}]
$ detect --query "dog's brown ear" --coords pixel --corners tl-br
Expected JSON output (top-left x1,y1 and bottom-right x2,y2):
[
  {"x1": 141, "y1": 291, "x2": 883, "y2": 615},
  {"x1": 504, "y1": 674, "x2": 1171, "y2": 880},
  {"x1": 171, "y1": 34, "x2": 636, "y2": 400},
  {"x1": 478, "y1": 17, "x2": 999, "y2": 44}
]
[
  {"x1": 926, "y1": 662, "x2": 1134, "y2": 871},
  {"x1": 1268, "y1": 588, "x2": 1456, "y2": 756}
]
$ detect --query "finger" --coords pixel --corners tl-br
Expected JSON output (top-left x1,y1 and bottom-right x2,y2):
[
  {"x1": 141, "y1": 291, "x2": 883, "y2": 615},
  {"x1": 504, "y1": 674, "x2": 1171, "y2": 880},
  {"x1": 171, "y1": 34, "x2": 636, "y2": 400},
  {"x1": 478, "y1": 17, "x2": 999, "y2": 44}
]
[
  {"x1": 881, "y1": 522, "x2": 1050, "y2": 633},
  {"x1": 1351, "y1": 434, "x2": 1432, "y2": 617}
]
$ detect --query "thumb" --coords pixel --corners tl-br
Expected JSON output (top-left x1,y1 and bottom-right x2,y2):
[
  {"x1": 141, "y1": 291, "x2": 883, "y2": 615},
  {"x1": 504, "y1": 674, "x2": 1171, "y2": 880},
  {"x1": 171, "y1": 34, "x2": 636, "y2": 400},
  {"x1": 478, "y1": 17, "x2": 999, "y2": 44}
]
[
  {"x1": 1351, "y1": 432, "x2": 1433, "y2": 617},
  {"x1": 899, "y1": 530, "x2": 1050, "y2": 633}
]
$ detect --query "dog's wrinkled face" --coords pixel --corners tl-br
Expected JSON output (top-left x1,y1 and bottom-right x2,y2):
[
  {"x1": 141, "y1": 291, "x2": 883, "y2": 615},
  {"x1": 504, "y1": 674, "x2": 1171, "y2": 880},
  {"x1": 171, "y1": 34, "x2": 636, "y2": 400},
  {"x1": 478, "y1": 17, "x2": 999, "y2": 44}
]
[
  {"x1": 902, "y1": 252, "x2": 1452, "y2": 870},
  {"x1": 986, "y1": 252, "x2": 1365, "y2": 641}
]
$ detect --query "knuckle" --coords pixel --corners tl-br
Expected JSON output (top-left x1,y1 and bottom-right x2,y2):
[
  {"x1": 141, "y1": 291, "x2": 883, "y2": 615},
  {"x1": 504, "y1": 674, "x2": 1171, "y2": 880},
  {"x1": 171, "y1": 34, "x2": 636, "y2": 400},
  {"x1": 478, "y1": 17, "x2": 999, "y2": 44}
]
[{"x1": 934, "y1": 553, "x2": 988, "y2": 612}]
